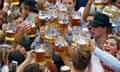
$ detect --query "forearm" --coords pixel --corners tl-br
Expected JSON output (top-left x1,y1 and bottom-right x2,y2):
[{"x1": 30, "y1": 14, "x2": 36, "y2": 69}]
[
  {"x1": 82, "y1": 1, "x2": 92, "y2": 22},
  {"x1": 94, "y1": 47, "x2": 120, "y2": 72},
  {"x1": 16, "y1": 59, "x2": 31, "y2": 72}
]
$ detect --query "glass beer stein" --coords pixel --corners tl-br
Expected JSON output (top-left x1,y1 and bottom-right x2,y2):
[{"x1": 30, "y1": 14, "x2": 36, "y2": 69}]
[
  {"x1": 71, "y1": 11, "x2": 81, "y2": 26},
  {"x1": 44, "y1": 24, "x2": 57, "y2": 43},
  {"x1": 48, "y1": 9, "x2": 58, "y2": 25},
  {"x1": 53, "y1": 35, "x2": 67, "y2": 55},
  {"x1": 26, "y1": 22, "x2": 37, "y2": 38},
  {"x1": 39, "y1": 10, "x2": 48, "y2": 26},
  {"x1": 60, "y1": 65, "x2": 71, "y2": 72},
  {"x1": 11, "y1": 0, "x2": 19, "y2": 6},
  {"x1": 94, "y1": 0, "x2": 104, "y2": 8},
  {"x1": 34, "y1": 44, "x2": 46, "y2": 66},
  {"x1": 58, "y1": 12, "x2": 69, "y2": 33},
  {"x1": 5, "y1": 23, "x2": 16, "y2": 41}
]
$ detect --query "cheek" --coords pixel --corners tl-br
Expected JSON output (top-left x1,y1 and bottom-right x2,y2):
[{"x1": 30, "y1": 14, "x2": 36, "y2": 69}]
[{"x1": 110, "y1": 47, "x2": 118, "y2": 55}]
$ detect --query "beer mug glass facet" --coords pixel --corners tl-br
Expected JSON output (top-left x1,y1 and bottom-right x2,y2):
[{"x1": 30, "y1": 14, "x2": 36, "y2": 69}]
[
  {"x1": 35, "y1": 45, "x2": 46, "y2": 65},
  {"x1": 94, "y1": 0, "x2": 104, "y2": 8},
  {"x1": 11, "y1": 0, "x2": 19, "y2": 6},
  {"x1": 5, "y1": 23, "x2": 16, "y2": 41},
  {"x1": 27, "y1": 23, "x2": 36, "y2": 38},
  {"x1": 71, "y1": 12, "x2": 81, "y2": 26},
  {"x1": 39, "y1": 10, "x2": 48, "y2": 26}
]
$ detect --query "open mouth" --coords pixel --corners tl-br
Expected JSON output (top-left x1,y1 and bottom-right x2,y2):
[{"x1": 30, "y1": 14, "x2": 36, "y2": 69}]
[{"x1": 104, "y1": 47, "x2": 110, "y2": 52}]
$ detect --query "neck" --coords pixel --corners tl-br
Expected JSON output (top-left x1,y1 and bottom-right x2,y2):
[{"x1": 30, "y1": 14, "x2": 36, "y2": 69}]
[{"x1": 96, "y1": 34, "x2": 107, "y2": 49}]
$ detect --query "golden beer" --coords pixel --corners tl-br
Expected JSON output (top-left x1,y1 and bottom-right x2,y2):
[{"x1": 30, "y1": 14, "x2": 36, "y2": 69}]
[
  {"x1": 71, "y1": 37, "x2": 77, "y2": 47},
  {"x1": 58, "y1": 21, "x2": 68, "y2": 33},
  {"x1": 48, "y1": 15, "x2": 58, "y2": 25},
  {"x1": 35, "y1": 49, "x2": 46, "y2": 65},
  {"x1": 39, "y1": 15, "x2": 48, "y2": 26},
  {"x1": 60, "y1": 66, "x2": 71, "y2": 72},
  {"x1": 11, "y1": 0, "x2": 19, "y2": 6},
  {"x1": 45, "y1": 53, "x2": 52, "y2": 62},
  {"x1": 53, "y1": 42, "x2": 67, "y2": 55},
  {"x1": 94, "y1": 0, "x2": 104, "y2": 8},
  {"x1": 44, "y1": 35, "x2": 54, "y2": 43},
  {"x1": 5, "y1": 30, "x2": 16, "y2": 41},
  {"x1": 71, "y1": 16, "x2": 80, "y2": 26},
  {"x1": 77, "y1": 39, "x2": 88, "y2": 48},
  {"x1": 27, "y1": 24, "x2": 36, "y2": 38}
]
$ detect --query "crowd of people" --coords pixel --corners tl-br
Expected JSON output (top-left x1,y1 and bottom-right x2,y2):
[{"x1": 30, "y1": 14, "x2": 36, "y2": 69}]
[{"x1": 0, "y1": 0, "x2": 120, "y2": 72}]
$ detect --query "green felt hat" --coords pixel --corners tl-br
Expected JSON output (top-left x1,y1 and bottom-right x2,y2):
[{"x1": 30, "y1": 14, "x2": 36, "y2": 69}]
[{"x1": 90, "y1": 13, "x2": 112, "y2": 27}]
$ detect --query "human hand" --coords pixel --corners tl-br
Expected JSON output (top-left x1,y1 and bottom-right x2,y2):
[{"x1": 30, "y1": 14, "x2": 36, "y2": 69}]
[
  {"x1": 22, "y1": 21, "x2": 32, "y2": 34},
  {"x1": 88, "y1": 38, "x2": 96, "y2": 52}
]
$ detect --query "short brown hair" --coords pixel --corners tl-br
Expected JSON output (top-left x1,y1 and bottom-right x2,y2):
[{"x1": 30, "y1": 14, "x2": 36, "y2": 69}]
[
  {"x1": 72, "y1": 46, "x2": 91, "y2": 71},
  {"x1": 9, "y1": 11, "x2": 24, "y2": 21}
]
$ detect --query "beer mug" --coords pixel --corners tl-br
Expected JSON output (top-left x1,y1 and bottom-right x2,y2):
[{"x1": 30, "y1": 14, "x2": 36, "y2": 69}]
[
  {"x1": 48, "y1": 9, "x2": 58, "y2": 25},
  {"x1": 58, "y1": 12, "x2": 69, "y2": 33},
  {"x1": 26, "y1": 22, "x2": 37, "y2": 38},
  {"x1": 44, "y1": 24, "x2": 57, "y2": 43},
  {"x1": 11, "y1": 0, "x2": 19, "y2": 6},
  {"x1": 71, "y1": 11, "x2": 81, "y2": 26},
  {"x1": 71, "y1": 26, "x2": 82, "y2": 47},
  {"x1": 60, "y1": 65, "x2": 71, "y2": 72},
  {"x1": 39, "y1": 10, "x2": 48, "y2": 26},
  {"x1": 34, "y1": 44, "x2": 46, "y2": 65},
  {"x1": 94, "y1": 0, "x2": 104, "y2": 8},
  {"x1": 43, "y1": 43, "x2": 53, "y2": 62},
  {"x1": 77, "y1": 36, "x2": 89, "y2": 48},
  {"x1": 5, "y1": 23, "x2": 16, "y2": 41},
  {"x1": 53, "y1": 35, "x2": 67, "y2": 55}
]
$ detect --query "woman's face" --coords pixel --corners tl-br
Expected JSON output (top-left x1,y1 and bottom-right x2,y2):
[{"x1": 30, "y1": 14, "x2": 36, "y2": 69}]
[{"x1": 103, "y1": 38, "x2": 118, "y2": 56}]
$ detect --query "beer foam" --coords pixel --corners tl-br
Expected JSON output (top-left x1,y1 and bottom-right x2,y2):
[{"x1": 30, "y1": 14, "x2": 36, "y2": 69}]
[
  {"x1": 39, "y1": 16, "x2": 48, "y2": 19},
  {"x1": 44, "y1": 35, "x2": 53, "y2": 39},
  {"x1": 6, "y1": 30, "x2": 16, "y2": 33},
  {"x1": 36, "y1": 48, "x2": 45, "y2": 52},
  {"x1": 73, "y1": 16, "x2": 80, "y2": 19},
  {"x1": 61, "y1": 65, "x2": 70, "y2": 71},
  {"x1": 94, "y1": 0, "x2": 103, "y2": 3},
  {"x1": 77, "y1": 39, "x2": 87, "y2": 45},
  {"x1": 59, "y1": 20, "x2": 68, "y2": 24},
  {"x1": 55, "y1": 43, "x2": 64, "y2": 48}
]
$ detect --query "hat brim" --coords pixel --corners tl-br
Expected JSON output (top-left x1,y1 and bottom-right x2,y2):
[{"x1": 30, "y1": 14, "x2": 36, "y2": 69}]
[{"x1": 90, "y1": 20, "x2": 112, "y2": 27}]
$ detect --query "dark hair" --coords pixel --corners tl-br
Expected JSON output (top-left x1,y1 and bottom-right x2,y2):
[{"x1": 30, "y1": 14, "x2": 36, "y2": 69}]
[
  {"x1": 23, "y1": 63, "x2": 43, "y2": 72},
  {"x1": 111, "y1": 0, "x2": 117, "y2": 3},
  {"x1": 0, "y1": 0, "x2": 4, "y2": 10},
  {"x1": 8, "y1": 50, "x2": 25, "y2": 66},
  {"x1": 72, "y1": 46, "x2": 91, "y2": 71}
]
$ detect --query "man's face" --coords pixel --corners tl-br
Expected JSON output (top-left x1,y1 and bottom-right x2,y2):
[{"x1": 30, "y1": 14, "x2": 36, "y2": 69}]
[
  {"x1": 61, "y1": 0, "x2": 75, "y2": 12},
  {"x1": 90, "y1": 26, "x2": 107, "y2": 38}
]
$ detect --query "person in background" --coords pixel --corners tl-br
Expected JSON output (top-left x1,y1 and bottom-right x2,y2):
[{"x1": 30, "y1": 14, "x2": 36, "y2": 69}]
[
  {"x1": 8, "y1": 11, "x2": 32, "y2": 51},
  {"x1": 89, "y1": 37, "x2": 120, "y2": 72},
  {"x1": 90, "y1": 13, "x2": 112, "y2": 49},
  {"x1": 0, "y1": 0, "x2": 4, "y2": 10},
  {"x1": 0, "y1": 44, "x2": 14, "y2": 72},
  {"x1": 0, "y1": 11, "x2": 8, "y2": 30},
  {"x1": 72, "y1": 46, "x2": 91, "y2": 72},
  {"x1": 111, "y1": 0, "x2": 120, "y2": 9},
  {"x1": 116, "y1": 50, "x2": 120, "y2": 61}
]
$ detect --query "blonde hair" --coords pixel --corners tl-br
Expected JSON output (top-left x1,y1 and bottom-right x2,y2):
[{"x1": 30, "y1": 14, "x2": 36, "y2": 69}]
[
  {"x1": 37, "y1": 0, "x2": 47, "y2": 10},
  {"x1": 9, "y1": 11, "x2": 24, "y2": 21}
]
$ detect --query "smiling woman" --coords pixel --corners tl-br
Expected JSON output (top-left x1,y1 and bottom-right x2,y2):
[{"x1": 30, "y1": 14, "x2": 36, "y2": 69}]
[{"x1": 103, "y1": 35, "x2": 120, "y2": 56}]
